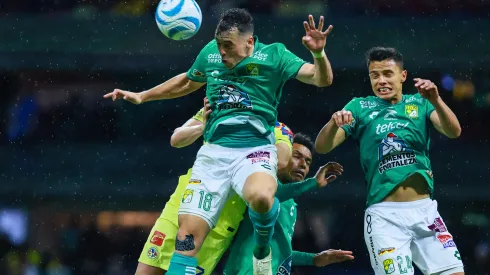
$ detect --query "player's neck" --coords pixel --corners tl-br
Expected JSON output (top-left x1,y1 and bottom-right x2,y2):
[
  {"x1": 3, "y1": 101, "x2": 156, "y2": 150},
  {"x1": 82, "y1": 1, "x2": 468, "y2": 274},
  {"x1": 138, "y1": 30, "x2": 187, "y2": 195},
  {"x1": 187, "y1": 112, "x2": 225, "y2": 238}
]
[{"x1": 386, "y1": 93, "x2": 403, "y2": 105}]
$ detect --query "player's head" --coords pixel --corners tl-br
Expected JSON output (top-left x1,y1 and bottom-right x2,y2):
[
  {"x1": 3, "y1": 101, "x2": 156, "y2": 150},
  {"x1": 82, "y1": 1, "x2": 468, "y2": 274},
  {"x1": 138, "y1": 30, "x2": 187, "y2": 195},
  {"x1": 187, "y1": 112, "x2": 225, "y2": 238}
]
[
  {"x1": 365, "y1": 47, "x2": 407, "y2": 101},
  {"x1": 278, "y1": 133, "x2": 314, "y2": 184},
  {"x1": 215, "y1": 8, "x2": 254, "y2": 69}
]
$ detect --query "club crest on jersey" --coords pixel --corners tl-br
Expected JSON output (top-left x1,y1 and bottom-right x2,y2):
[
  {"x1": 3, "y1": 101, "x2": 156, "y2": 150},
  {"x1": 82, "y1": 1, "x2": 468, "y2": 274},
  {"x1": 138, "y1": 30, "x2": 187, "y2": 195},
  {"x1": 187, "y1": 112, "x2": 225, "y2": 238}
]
[
  {"x1": 383, "y1": 259, "x2": 395, "y2": 274},
  {"x1": 217, "y1": 84, "x2": 253, "y2": 110},
  {"x1": 378, "y1": 132, "x2": 417, "y2": 174},
  {"x1": 405, "y1": 104, "x2": 418, "y2": 119},
  {"x1": 246, "y1": 63, "x2": 259, "y2": 76},
  {"x1": 276, "y1": 121, "x2": 294, "y2": 143}
]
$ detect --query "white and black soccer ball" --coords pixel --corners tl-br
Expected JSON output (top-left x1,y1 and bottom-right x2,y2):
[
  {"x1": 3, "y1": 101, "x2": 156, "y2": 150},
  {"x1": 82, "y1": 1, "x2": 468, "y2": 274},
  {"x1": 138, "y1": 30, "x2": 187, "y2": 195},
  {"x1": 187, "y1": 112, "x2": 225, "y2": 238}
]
[{"x1": 155, "y1": 0, "x2": 202, "y2": 41}]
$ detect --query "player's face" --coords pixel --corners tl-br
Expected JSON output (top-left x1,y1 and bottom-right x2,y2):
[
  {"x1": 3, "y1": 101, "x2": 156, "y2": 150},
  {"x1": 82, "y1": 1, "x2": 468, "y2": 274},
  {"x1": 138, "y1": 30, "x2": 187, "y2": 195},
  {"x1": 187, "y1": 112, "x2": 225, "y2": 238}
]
[
  {"x1": 279, "y1": 143, "x2": 312, "y2": 183},
  {"x1": 215, "y1": 29, "x2": 254, "y2": 69},
  {"x1": 368, "y1": 59, "x2": 407, "y2": 102}
]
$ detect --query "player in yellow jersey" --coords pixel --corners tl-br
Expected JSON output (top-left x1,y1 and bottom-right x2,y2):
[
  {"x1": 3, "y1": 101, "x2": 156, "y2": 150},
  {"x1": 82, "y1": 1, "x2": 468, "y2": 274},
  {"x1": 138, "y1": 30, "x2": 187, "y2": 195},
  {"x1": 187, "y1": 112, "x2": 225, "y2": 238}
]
[{"x1": 136, "y1": 99, "x2": 294, "y2": 275}]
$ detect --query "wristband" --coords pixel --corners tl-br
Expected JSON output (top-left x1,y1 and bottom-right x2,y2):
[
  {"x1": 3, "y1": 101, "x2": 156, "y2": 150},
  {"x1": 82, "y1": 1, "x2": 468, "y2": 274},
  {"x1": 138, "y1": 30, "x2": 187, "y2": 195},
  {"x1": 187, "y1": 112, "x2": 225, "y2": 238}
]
[{"x1": 311, "y1": 49, "x2": 326, "y2": 59}]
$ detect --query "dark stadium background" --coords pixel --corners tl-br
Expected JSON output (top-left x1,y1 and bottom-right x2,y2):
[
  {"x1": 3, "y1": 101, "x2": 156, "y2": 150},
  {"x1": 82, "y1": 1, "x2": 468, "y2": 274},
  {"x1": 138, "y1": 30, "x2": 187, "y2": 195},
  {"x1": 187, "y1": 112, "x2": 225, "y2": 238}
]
[{"x1": 0, "y1": 0, "x2": 489, "y2": 274}]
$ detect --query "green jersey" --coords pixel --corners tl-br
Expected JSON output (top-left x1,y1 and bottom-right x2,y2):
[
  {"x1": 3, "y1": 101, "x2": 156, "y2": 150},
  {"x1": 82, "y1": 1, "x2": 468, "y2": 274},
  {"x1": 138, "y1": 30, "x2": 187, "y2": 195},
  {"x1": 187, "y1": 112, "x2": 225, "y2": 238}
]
[
  {"x1": 223, "y1": 179, "x2": 317, "y2": 275},
  {"x1": 341, "y1": 93, "x2": 436, "y2": 207},
  {"x1": 186, "y1": 36, "x2": 306, "y2": 148}
]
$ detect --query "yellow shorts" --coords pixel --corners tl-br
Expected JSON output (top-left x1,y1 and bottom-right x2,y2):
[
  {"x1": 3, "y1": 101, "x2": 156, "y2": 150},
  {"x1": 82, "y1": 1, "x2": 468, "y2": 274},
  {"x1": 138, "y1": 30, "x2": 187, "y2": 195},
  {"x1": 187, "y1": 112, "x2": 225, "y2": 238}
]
[{"x1": 138, "y1": 217, "x2": 234, "y2": 275}]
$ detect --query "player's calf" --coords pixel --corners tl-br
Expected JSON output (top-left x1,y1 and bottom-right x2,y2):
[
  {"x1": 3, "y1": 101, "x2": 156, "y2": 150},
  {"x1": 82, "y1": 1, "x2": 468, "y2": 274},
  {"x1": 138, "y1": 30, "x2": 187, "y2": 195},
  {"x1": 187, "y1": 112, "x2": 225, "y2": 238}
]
[
  {"x1": 242, "y1": 172, "x2": 279, "y2": 261},
  {"x1": 167, "y1": 214, "x2": 210, "y2": 275}
]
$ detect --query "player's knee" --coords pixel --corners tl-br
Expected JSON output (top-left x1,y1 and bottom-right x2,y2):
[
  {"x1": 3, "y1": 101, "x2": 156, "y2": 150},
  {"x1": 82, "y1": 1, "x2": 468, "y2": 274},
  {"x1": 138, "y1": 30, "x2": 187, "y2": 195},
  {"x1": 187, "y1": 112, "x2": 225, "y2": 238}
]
[{"x1": 245, "y1": 184, "x2": 276, "y2": 213}]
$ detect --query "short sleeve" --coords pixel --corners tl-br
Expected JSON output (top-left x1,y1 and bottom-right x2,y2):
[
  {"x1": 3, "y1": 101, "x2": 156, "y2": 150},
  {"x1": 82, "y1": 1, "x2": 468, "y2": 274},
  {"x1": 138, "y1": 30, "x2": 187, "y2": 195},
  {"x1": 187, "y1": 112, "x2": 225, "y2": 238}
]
[
  {"x1": 186, "y1": 42, "x2": 213, "y2": 83},
  {"x1": 340, "y1": 98, "x2": 360, "y2": 138},
  {"x1": 274, "y1": 121, "x2": 294, "y2": 150},
  {"x1": 192, "y1": 107, "x2": 205, "y2": 122},
  {"x1": 279, "y1": 44, "x2": 307, "y2": 80}
]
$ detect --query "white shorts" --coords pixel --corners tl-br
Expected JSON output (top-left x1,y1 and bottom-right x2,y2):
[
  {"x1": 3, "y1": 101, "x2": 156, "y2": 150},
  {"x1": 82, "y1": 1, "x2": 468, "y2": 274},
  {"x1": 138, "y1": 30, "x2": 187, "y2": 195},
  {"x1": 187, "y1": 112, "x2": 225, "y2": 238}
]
[
  {"x1": 179, "y1": 143, "x2": 278, "y2": 228},
  {"x1": 364, "y1": 199, "x2": 464, "y2": 275}
]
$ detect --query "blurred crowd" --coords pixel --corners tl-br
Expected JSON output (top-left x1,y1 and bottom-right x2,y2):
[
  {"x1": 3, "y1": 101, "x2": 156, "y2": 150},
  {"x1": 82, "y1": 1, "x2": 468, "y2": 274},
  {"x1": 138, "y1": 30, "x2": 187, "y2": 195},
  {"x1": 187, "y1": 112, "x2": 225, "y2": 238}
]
[{"x1": 1, "y1": 0, "x2": 489, "y2": 17}]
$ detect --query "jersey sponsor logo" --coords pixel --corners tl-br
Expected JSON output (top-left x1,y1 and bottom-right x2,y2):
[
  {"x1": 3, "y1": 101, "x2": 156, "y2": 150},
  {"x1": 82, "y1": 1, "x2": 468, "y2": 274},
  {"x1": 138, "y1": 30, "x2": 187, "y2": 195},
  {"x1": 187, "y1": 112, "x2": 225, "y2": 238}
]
[
  {"x1": 217, "y1": 84, "x2": 253, "y2": 110},
  {"x1": 383, "y1": 258, "x2": 395, "y2": 274},
  {"x1": 405, "y1": 95, "x2": 423, "y2": 104},
  {"x1": 147, "y1": 247, "x2": 159, "y2": 259},
  {"x1": 246, "y1": 63, "x2": 259, "y2": 76},
  {"x1": 405, "y1": 104, "x2": 419, "y2": 119},
  {"x1": 189, "y1": 179, "x2": 201, "y2": 184},
  {"x1": 384, "y1": 109, "x2": 398, "y2": 120},
  {"x1": 150, "y1": 231, "x2": 166, "y2": 246},
  {"x1": 376, "y1": 122, "x2": 409, "y2": 134},
  {"x1": 369, "y1": 236, "x2": 379, "y2": 266},
  {"x1": 437, "y1": 234, "x2": 456, "y2": 248},
  {"x1": 378, "y1": 133, "x2": 417, "y2": 174},
  {"x1": 252, "y1": 50, "x2": 268, "y2": 61},
  {"x1": 276, "y1": 255, "x2": 292, "y2": 275},
  {"x1": 378, "y1": 247, "x2": 395, "y2": 256},
  {"x1": 182, "y1": 189, "x2": 194, "y2": 203},
  {"x1": 428, "y1": 217, "x2": 447, "y2": 233},
  {"x1": 247, "y1": 151, "x2": 270, "y2": 159},
  {"x1": 207, "y1": 53, "x2": 222, "y2": 63},
  {"x1": 211, "y1": 70, "x2": 247, "y2": 84},
  {"x1": 360, "y1": 100, "x2": 378, "y2": 109}
]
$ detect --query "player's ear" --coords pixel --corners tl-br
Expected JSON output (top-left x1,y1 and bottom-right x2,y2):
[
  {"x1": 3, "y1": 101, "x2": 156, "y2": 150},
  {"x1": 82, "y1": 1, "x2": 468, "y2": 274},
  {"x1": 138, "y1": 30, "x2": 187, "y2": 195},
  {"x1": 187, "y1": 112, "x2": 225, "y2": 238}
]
[
  {"x1": 401, "y1": 70, "x2": 407, "y2": 83},
  {"x1": 247, "y1": 35, "x2": 254, "y2": 48}
]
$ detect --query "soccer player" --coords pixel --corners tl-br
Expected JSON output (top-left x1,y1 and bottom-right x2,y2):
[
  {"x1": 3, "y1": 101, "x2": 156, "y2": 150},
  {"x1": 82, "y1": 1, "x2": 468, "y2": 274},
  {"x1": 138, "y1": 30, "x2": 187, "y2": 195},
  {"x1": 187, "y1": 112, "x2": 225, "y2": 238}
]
[
  {"x1": 223, "y1": 133, "x2": 355, "y2": 274},
  {"x1": 137, "y1": 100, "x2": 296, "y2": 275},
  {"x1": 104, "y1": 8, "x2": 334, "y2": 275},
  {"x1": 315, "y1": 47, "x2": 464, "y2": 275}
]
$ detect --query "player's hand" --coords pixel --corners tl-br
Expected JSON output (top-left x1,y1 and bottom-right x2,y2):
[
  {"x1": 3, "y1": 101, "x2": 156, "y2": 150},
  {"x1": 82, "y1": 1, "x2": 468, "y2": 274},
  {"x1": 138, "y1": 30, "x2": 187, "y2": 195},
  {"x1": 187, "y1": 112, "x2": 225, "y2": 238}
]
[
  {"x1": 331, "y1": 110, "x2": 353, "y2": 128},
  {"x1": 314, "y1": 162, "x2": 343, "y2": 188},
  {"x1": 313, "y1": 249, "x2": 354, "y2": 267},
  {"x1": 202, "y1": 97, "x2": 212, "y2": 127},
  {"x1": 103, "y1": 89, "x2": 143, "y2": 105},
  {"x1": 302, "y1": 15, "x2": 333, "y2": 53},
  {"x1": 414, "y1": 78, "x2": 440, "y2": 103}
]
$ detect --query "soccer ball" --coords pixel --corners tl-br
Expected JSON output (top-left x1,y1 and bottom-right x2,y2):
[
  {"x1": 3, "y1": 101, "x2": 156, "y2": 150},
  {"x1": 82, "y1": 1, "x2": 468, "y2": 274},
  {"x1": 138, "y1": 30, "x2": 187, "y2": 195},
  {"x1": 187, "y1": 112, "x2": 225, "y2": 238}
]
[{"x1": 155, "y1": 0, "x2": 202, "y2": 41}]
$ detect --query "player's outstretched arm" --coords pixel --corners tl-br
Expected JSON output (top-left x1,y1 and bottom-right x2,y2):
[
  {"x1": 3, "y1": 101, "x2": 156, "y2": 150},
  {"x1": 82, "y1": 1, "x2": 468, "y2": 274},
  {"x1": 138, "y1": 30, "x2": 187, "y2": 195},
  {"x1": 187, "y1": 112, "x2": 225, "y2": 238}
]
[
  {"x1": 275, "y1": 162, "x2": 343, "y2": 202},
  {"x1": 103, "y1": 73, "x2": 205, "y2": 104},
  {"x1": 315, "y1": 110, "x2": 351, "y2": 154},
  {"x1": 414, "y1": 78, "x2": 461, "y2": 138},
  {"x1": 295, "y1": 15, "x2": 333, "y2": 87},
  {"x1": 292, "y1": 249, "x2": 354, "y2": 267},
  {"x1": 170, "y1": 98, "x2": 211, "y2": 148}
]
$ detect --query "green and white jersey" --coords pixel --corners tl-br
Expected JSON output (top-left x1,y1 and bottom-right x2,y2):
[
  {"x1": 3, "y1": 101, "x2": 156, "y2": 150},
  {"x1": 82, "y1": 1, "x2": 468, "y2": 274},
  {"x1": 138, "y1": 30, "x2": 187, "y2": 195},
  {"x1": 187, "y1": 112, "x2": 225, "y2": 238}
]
[
  {"x1": 223, "y1": 198, "x2": 298, "y2": 275},
  {"x1": 341, "y1": 93, "x2": 436, "y2": 207},
  {"x1": 186, "y1": 36, "x2": 306, "y2": 148}
]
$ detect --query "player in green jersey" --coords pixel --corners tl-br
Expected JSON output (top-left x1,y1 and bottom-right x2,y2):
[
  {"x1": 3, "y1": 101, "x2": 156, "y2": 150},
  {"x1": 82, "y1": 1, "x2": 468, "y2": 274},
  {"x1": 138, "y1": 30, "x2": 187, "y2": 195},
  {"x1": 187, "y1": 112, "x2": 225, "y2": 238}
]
[
  {"x1": 223, "y1": 133, "x2": 354, "y2": 275},
  {"x1": 315, "y1": 47, "x2": 464, "y2": 275},
  {"x1": 104, "y1": 8, "x2": 334, "y2": 275}
]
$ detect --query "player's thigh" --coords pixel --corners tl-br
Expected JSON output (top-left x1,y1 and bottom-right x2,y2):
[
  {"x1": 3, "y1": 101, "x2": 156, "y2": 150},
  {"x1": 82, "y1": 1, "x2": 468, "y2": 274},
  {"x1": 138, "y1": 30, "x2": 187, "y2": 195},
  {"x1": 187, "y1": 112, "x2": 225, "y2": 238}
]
[
  {"x1": 138, "y1": 218, "x2": 178, "y2": 272},
  {"x1": 179, "y1": 145, "x2": 233, "y2": 228},
  {"x1": 410, "y1": 201, "x2": 464, "y2": 275},
  {"x1": 364, "y1": 208, "x2": 414, "y2": 275},
  {"x1": 231, "y1": 145, "x2": 278, "y2": 203},
  {"x1": 195, "y1": 230, "x2": 234, "y2": 275}
]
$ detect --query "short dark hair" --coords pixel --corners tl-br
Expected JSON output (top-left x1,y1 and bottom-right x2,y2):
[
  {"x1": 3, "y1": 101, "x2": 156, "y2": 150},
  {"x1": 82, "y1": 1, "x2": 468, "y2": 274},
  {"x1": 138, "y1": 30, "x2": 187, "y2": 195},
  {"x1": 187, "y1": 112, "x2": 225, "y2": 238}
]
[
  {"x1": 292, "y1": 133, "x2": 314, "y2": 155},
  {"x1": 365, "y1": 47, "x2": 404, "y2": 69},
  {"x1": 215, "y1": 8, "x2": 254, "y2": 36}
]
